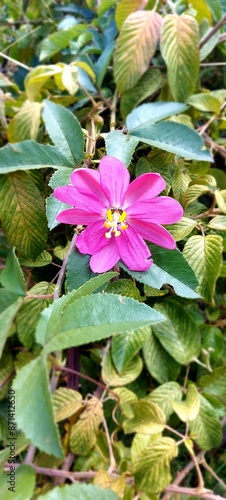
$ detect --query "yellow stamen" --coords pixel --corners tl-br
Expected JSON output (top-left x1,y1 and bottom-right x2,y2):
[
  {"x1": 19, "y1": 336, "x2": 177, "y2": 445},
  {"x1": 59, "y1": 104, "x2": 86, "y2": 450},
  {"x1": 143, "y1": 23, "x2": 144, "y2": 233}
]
[{"x1": 104, "y1": 208, "x2": 128, "y2": 238}]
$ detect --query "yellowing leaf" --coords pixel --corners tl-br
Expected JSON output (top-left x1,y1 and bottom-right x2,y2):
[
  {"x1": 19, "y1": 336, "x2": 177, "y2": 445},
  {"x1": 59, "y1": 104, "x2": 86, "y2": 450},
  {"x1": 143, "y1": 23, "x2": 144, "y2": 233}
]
[
  {"x1": 170, "y1": 384, "x2": 200, "y2": 422},
  {"x1": 24, "y1": 65, "x2": 61, "y2": 101},
  {"x1": 183, "y1": 235, "x2": 223, "y2": 302},
  {"x1": 161, "y1": 14, "x2": 199, "y2": 101},
  {"x1": 115, "y1": 0, "x2": 144, "y2": 30},
  {"x1": 69, "y1": 398, "x2": 103, "y2": 456},
  {"x1": 93, "y1": 470, "x2": 126, "y2": 497},
  {"x1": 114, "y1": 11, "x2": 162, "y2": 92},
  {"x1": 52, "y1": 387, "x2": 82, "y2": 422},
  {"x1": 7, "y1": 100, "x2": 42, "y2": 143},
  {"x1": 123, "y1": 400, "x2": 166, "y2": 434}
]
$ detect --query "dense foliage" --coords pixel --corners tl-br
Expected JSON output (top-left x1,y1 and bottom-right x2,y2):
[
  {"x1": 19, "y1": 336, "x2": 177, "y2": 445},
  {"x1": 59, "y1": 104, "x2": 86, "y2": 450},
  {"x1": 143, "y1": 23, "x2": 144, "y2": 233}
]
[{"x1": 0, "y1": 0, "x2": 226, "y2": 498}]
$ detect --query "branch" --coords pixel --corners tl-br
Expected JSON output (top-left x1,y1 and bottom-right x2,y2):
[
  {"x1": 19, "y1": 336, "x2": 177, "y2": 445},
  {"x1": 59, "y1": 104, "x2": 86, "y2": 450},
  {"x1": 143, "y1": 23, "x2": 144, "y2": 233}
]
[
  {"x1": 199, "y1": 15, "x2": 226, "y2": 49},
  {"x1": 53, "y1": 232, "x2": 77, "y2": 301}
]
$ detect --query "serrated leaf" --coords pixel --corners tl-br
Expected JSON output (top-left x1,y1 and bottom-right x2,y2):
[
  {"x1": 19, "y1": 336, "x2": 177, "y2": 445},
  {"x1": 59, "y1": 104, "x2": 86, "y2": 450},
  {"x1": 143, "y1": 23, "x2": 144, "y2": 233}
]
[
  {"x1": 187, "y1": 93, "x2": 222, "y2": 114},
  {"x1": 131, "y1": 432, "x2": 162, "y2": 465},
  {"x1": 97, "y1": 0, "x2": 117, "y2": 16},
  {"x1": 114, "y1": 11, "x2": 162, "y2": 92},
  {"x1": 215, "y1": 189, "x2": 226, "y2": 213},
  {"x1": 121, "y1": 246, "x2": 199, "y2": 299},
  {"x1": 42, "y1": 100, "x2": 85, "y2": 164},
  {"x1": 130, "y1": 121, "x2": 213, "y2": 161},
  {"x1": 143, "y1": 331, "x2": 180, "y2": 384},
  {"x1": 105, "y1": 131, "x2": 138, "y2": 166},
  {"x1": 120, "y1": 69, "x2": 162, "y2": 119},
  {"x1": 111, "y1": 328, "x2": 148, "y2": 374},
  {"x1": 13, "y1": 355, "x2": 64, "y2": 458},
  {"x1": 115, "y1": 0, "x2": 143, "y2": 30},
  {"x1": 0, "y1": 141, "x2": 73, "y2": 174},
  {"x1": 183, "y1": 235, "x2": 223, "y2": 302},
  {"x1": 113, "y1": 387, "x2": 138, "y2": 417},
  {"x1": 52, "y1": 387, "x2": 82, "y2": 422},
  {"x1": 16, "y1": 282, "x2": 55, "y2": 348},
  {"x1": 123, "y1": 400, "x2": 166, "y2": 434},
  {"x1": 102, "y1": 351, "x2": 143, "y2": 386},
  {"x1": 165, "y1": 217, "x2": 197, "y2": 241},
  {"x1": 49, "y1": 168, "x2": 72, "y2": 189},
  {"x1": 65, "y1": 272, "x2": 118, "y2": 302},
  {"x1": 96, "y1": 41, "x2": 115, "y2": 89},
  {"x1": 133, "y1": 437, "x2": 178, "y2": 493},
  {"x1": 7, "y1": 101, "x2": 42, "y2": 142},
  {"x1": 0, "y1": 464, "x2": 35, "y2": 500},
  {"x1": 0, "y1": 352, "x2": 14, "y2": 400},
  {"x1": 19, "y1": 250, "x2": 52, "y2": 268},
  {"x1": 153, "y1": 299, "x2": 201, "y2": 364},
  {"x1": 0, "y1": 298, "x2": 23, "y2": 358},
  {"x1": 39, "y1": 26, "x2": 86, "y2": 61},
  {"x1": 126, "y1": 102, "x2": 188, "y2": 131},
  {"x1": 36, "y1": 483, "x2": 120, "y2": 500},
  {"x1": 93, "y1": 470, "x2": 126, "y2": 498},
  {"x1": 36, "y1": 294, "x2": 164, "y2": 354},
  {"x1": 161, "y1": 14, "x2": 199, "y2": 101},
  {"x1": 146, "y1": 382, "x2": 182, "y2": 420},
  {"x1": 170, "y1": 384, "x2": 200, "y2": 422},
  {"x1": 0, "y1": 172, "x2": 48, "y2": 259},
  {"x1": 0, "y1": 247, "x2": 26, "y2": 295},
  {"x1": 190, "y1": 396, "x2": 222, "y2": 450},
  {"x1": 202, "y1": 326, "x2": 224, "y2": 364},
  {"x1": 181, "y1": 184, "x2": 209, "y2": 209},
  {"x1": 24, "y1": 65, "x2": 62, "y2": 101},
  {"x1": 70, "y1": 398, "x2": 103, "y2": 456}
]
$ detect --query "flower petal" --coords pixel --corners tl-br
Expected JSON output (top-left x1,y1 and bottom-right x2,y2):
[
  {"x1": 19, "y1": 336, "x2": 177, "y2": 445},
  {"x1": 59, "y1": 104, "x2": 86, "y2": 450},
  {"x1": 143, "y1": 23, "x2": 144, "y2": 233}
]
[
  {"x1": 76, "y1": 221, "x2": 109, "y2": 255},
  {"x1": 71, "y1": 168, "x2": 108, "y2": 212},
  {"x1": 54, "y1": 184, "x2": 104, "y2": 214},
  {"x1": 129, "y1": 219, "x2": 176, "y2": 249},
  {"x1": 124, "y1": 173, "x2": 166, "y2": 208},
  {"x1": 90, "y1": 240, "x2": 120, "y2": 273},
  {"x1": 116, "y1": 226, "x2": 152, "y2": 271},
  {"x1": 99, "y1": 156, "x2": 130, "y2": 208},
  {"x1": 127, "y1": 197, "x2": 183, "y2": 224},
  {"x1": 56, "y1": 208, "x2": 102, "y2": 225}
]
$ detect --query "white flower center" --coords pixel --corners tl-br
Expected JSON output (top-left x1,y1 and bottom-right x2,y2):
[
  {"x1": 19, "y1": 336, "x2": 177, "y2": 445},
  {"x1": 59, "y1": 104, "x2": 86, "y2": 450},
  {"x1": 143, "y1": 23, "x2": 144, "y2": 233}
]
[{"x1": 104, "y1": 209, "x2": 128, "y2": 239}]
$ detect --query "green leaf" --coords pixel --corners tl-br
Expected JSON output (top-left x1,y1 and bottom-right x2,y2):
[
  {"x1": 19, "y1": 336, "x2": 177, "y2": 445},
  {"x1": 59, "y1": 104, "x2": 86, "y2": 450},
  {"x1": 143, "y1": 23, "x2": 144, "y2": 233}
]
[
  {"x1": 7, "y1": 101, "x2": 42, "y2": 142},
  {"x1": 13, "y1": 355, "x2": 64, "y2": 458},
  {"x1": 161, "y1": 14, "x2": 199, "y2": 101},
  {"x1": 146, "y1": 382, "x2": 182, "y2": 420},
  {"x1": 205, "y1": 0, "x2": 222, "y2": 21},
  {"x1": 42, "y1": 100, "x2": 85, "y2": 164},
  {"x1": 105, "y1": 131, "x2": 138, "y2": 167},
  {"x1": 39, "y1": 26, "x2": 86, "y2": 61},
  {"x1": 96, "y1": 41, "x2": 115, "y2": 89},
  {"x1": 121, "y1": 246, "x2": 200, "y2": 299},
  {"x1": 36, "y1": 293, "x2": 164, "y2": 354},
  {"x1": 120, "y1": 69, "x2": 162, "y2": 119},
  {"x1": 123, "y1": 400, "x2": 166, "y2": 434},
  {"x1": 190, "y1": 396, "x2": 222, "y2": 451},
  {"x1": 0, "y1": 465, "x2": 35, "y2": 500},
  {"x1": 53, "y1": 387, "x2": 82, "y2": 422},
  {"x1": 165, "y1": 217, "x2": 197, "y2": 242},
  {"x1": 0, "y1": 141, "x2": 73, "y2": 174},
  {"x1": 0, "y1": 247, "x2": 26, "y2": 295},
  {"x1": 202, "y1": 326, "x2": 224, "y2": 364},
  {"x1": 183, "y1": 235, "x2": 223, "y2": 302},
  {"x1": 19, "y1": 250, "x2": 52, "y2": 268},
  {"x1": 97, "y1": 0, "x2": 117, "y2": 17},
  {"x1": 153, "y1": 299, "x2": 201, "y2": 364},
  {"x1": 126, "y1": 102, "x2": 188, "y2": 130},
  {"x1": 102, "y1": 351, "x2": 143, "y2": 386},
  {"x1": 0, "y1": 172, "x2": 48, "y2": 259},
  {"x1": 129, "y1": 121, "x2": 213, "y2": 161},
  {"x1": 133, "y1": 437, "x2": 178, "y2": 493},
  {"x1": 112, "y1": 328, "x2": 149, "y2": 373},
  {"x1": 36, "y1": 483, "x2": 120, "y2": 500},
  {"x1": 66, "y1": 251, "x2": 96, "y2": 291},
  {"x1": 199, "y1": 365, "x2": 226, "y2": 405},
  {"x1": 70, "y1": 398, "x2": 103, "y2": 456},
  {"x1": 65, "y1": 272, "x2": 118, "y2": 302},
  {"x1": 16, "y1": 282, "x2": 55, "y2": 349},
  {"x1": 0, "y1": 352, "x2": 14, "y2": 400},
  {"x1": 114, "y1": 11, "x2": 162, "y2": 92},
  {"x1": 106, "y1": 279, "x2": 143, "y2": 302},
  {"x1": 0, "y1": 298, "x2": 23, "y2": 358},
  {"x1": 49, "y1": 168, "x2": 72, "y2": 189},
  {"x1": 170, "y1": 384, "x2": 200, "y2": 422},
  {"x1": 143, "y1": 331, "x2": 180, "y2": 384},
  {"x1": 187, "y1": 92, "x2": 222, "y2": 114}
]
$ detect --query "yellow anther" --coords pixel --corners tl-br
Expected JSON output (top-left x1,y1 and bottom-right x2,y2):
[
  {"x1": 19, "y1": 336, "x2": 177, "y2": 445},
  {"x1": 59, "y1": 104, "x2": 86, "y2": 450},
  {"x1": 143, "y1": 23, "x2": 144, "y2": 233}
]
[
  {"x1": 121, "y1": 224, "x2": 128, "y2": 230},
  {"x1": 114, "y1": 230, "x2": 121, "y2": 237},
  {"x1": 106, "y1": 209, "x2": 112, "y2": 222},
  {"x1": 105, "y1": 232, "x2": 112, "y2": 239},
  {"x1": 119, "y1": 211, "x2": 127, "y2": 223}
]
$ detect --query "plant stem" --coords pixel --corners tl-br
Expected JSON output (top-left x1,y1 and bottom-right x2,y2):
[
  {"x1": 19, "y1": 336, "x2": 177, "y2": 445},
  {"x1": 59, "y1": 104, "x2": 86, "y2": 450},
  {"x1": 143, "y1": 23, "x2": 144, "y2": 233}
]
[{"x1": 199, "y1": 15, "x2": 226, "y2": 49}]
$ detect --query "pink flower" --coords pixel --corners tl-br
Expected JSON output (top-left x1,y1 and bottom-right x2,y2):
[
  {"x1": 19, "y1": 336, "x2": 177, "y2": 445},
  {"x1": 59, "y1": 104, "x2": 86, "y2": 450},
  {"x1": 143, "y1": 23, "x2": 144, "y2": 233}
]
[{"x1": 54, "y1": 156, "x2": 183, "y2": 273}]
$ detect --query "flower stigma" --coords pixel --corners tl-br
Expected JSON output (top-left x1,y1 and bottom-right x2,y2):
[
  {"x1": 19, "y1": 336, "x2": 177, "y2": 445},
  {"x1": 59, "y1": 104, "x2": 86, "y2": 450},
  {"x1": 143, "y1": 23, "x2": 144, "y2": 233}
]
[{"x1": 104, "y1": 208, "x2": 128, "y2": 238}]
